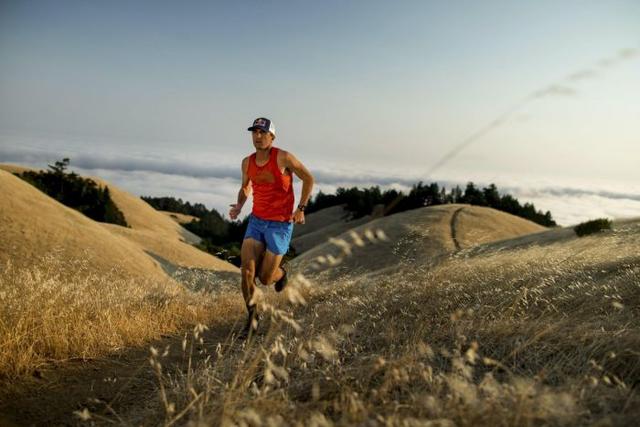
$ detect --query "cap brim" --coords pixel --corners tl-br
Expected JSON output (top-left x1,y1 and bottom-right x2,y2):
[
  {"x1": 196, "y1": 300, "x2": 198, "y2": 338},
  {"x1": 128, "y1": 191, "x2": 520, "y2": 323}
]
[{"x1": 247, "y1": 126, "x2": 273, "y2": 133}]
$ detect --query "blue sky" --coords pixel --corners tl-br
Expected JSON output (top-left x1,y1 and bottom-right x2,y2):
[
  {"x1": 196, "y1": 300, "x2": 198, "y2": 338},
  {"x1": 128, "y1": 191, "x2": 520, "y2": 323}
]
[{"x1": 1, "y1": 0, "x2": 639, "y2": 225}]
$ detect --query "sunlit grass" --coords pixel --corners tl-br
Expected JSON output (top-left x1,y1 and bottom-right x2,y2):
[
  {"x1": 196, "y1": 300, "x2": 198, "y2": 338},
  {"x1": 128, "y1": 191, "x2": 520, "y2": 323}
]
[
  {"x1": 3, "y1": 216, "x2": 638, "y2": 425},
  {"x1": 0, "y1": 254, "x2": 241, "y2": 380},
  {"x1": 133, "y1": 220, "x2": 640, "y2": 426}
]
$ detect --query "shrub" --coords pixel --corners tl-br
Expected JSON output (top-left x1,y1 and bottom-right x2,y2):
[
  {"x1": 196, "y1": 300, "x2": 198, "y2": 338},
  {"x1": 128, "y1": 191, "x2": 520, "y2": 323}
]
[
  {"x1": 574, "y1": 218, "x2": 612, "y2": 237},
  {"x1": 15, "y1": 158, "x2": 128, "y2": 227}
]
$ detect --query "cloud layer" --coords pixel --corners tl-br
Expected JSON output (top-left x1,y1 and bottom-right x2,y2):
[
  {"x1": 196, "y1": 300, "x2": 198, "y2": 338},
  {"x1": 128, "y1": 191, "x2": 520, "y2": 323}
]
[{"x1": 2, "y1": 144, "x2": 638, "y2": 227}]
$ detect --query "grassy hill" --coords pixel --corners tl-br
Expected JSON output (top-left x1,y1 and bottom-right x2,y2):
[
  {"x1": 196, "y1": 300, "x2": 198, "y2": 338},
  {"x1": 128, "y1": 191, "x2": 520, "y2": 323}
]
[
  {"x1": 293, "y1": 204, "x2": 546, "y2": 281},
  {"x1": 0, "y1": 164, "x2": 232, "y2": 271},
  {"x1": 1, "y1": 164, "x2": 637, "y2": 425},
  {"x1": 175, "y1": 214, "x2": 637, "y2": 426},
  {"x1": 0, "y1": 168, "x2": 167, "y2": 282},
  {"x1": 290, "y1": 204, "x2": 376, "y2": 255},
  {"x1": 0, "y1": 165, "x2": 240, "y2": 380}
]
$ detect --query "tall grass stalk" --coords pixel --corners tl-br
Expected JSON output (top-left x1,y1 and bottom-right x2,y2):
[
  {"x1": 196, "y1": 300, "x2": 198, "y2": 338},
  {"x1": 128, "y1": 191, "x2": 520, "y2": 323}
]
[{"x1": 0, "y1": 254, "x2": 236, "y2": 379}]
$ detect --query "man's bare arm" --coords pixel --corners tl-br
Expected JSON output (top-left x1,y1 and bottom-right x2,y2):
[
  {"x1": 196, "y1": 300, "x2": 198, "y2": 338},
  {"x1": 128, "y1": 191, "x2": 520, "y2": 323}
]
[
  {"x1": 229, "y1": 157, "x2": 251, "y2": 220},
  {"x1": 283, "y1": 151, "x2": 314, "y2": 209}
]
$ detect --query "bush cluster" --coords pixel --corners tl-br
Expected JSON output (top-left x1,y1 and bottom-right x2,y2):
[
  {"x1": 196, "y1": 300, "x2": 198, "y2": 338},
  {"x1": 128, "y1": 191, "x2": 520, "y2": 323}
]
[
  {"x1": 574, "y1": 218, "x2": 612, "y2": 237},
  {"x1": 15, "y1": 158, "x2": 128, "y2": 227}
]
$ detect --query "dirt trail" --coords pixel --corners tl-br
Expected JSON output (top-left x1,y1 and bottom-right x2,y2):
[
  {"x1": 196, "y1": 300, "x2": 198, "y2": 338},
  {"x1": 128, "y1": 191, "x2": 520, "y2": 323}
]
[
  {"x1": 450, "y1": 206, "x2": 464, "y2": 251},
  {"x1": 0, "y1": 319, "x2": 243, "y2": 426}
]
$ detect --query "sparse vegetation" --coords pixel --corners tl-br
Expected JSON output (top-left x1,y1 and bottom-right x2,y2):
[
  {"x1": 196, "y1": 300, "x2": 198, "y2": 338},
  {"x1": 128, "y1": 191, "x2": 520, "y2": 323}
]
[
  {"x1": 15, "y1": 158, "x2": 128, "y2": 227},
  {"x1": 574, "y1": 218, "x2": 612, "y2": 237}
]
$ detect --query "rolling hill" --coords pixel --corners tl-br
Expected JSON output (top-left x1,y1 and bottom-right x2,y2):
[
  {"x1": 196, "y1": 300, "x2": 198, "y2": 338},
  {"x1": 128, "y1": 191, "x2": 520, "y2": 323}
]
[
  {"x1": 0, "y1": 168, "x2": 168, "y2": 282},
  {"x1": 291, "y1": 204, "x2": 376, "y2": 254},
  {"x1": 1, "y1": 165, "x2": 638, "y2": 425},
  {"x1": 291, "y1": 204, "x2": 547, "y2": 282},
  {"x1": 0, "y1": 163, "x2": 235, "y2": 273}
]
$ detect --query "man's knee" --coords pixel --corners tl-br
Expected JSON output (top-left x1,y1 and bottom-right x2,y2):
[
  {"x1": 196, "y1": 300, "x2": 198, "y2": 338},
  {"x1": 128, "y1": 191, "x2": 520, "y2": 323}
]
[
  {"x1": 258, "y1": 270, "x2": 272, "y2": 286},
  {"x1": 241, "y1": 262, "x2": 256, "y2": 280}
]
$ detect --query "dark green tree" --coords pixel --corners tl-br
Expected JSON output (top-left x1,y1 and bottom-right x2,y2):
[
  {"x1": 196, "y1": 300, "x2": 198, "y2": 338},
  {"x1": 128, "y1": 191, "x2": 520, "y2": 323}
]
[{"x1": 15, "y1": 158, "x2": 128, "y2": 227}]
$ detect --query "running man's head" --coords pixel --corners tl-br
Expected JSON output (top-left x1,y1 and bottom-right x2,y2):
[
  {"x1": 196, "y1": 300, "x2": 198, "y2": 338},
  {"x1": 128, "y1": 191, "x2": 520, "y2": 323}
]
[{"x1": 248, "y1": 117, "x2": 276, "y2": 150}]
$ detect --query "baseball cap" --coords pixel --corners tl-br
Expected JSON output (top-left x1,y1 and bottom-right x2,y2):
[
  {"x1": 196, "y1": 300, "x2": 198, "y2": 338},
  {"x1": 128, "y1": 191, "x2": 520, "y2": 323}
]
[{"x1": 247, "y1": 117, "x2": 276, "y2": 136}]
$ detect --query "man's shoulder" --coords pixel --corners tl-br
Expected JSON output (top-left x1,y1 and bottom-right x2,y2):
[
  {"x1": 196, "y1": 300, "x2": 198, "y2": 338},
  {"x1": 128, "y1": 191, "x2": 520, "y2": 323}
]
[
  {"x1": 241, "y1": 155, "x2": 253, "y2": 171},
  {"x1": 276, "y1": 147, "x2": 292, "y2": 159}
]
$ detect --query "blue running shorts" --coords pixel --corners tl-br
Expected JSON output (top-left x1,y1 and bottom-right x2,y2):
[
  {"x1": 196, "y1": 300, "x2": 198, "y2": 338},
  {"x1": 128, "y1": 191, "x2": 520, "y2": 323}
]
[{"x1": 244, "y1": 214, "x2": 294, "y2": 255}]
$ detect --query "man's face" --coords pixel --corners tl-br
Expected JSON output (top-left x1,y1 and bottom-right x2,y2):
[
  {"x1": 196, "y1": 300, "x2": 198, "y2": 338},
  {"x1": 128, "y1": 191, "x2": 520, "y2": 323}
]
[{"x1": 252, "y1": 129, "x2": 274, "y2": 149}]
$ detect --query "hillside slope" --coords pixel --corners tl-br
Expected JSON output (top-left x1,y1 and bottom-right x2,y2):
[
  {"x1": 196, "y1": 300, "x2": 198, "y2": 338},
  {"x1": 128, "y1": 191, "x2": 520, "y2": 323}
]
[
  {"x1": 292, "y1": 214, "x2": 373, "y2": 255},
  {"x1": 1, "y1": 197, "x2": 638, "y2": 425},
  {"x1": 0, "y1": 164, "x2": 234, "y2": 272},
  {"x1": 87, "y1": 175, "x2": 203, "y2": 245},
  {"x1": 251, "y1": 216, "x2": 639, "y2": 426},
  {"x1": 0, "y1": 169, "x2": 168, "y2": 282},
  {"x1": 291, "y1": 204, "x2": 547, "y2": 281}
]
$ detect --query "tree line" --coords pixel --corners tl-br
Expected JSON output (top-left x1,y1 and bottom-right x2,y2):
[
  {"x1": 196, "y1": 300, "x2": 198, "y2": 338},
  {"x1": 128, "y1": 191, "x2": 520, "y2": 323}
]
[
  {"x1": 307, "y1": 182, "x2": 556, "y2": 227},
  {"x1": 142, "y1": 196, "x2": 248, "y2": 266},
  {"x1": 143, "y1": 180, "x2": 556, "y2": 267},
  {"x1": 15, "y1": 158, "x2": 128, "y2": 227}
]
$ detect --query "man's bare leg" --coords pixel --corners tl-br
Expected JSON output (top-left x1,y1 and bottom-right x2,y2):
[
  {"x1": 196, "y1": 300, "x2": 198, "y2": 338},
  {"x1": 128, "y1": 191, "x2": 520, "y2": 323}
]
[
  {"x1": 240, "y1": 239, "x2": 266, "y2": 338},
  {"x1": 258, "y1": 250, "x2": 285, "y2": 286}
]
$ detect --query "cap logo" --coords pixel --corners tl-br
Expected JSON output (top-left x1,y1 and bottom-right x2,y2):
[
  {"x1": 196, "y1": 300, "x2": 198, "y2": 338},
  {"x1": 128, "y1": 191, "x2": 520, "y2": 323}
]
[{"x1": 254, "y1": 118, "x2": 267, "y2": 126}]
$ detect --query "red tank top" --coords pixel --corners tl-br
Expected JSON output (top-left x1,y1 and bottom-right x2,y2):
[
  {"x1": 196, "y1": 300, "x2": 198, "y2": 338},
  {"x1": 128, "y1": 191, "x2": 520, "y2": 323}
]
[{"x1": 247, "y1": 147, "x2": 295, "y2": 222}]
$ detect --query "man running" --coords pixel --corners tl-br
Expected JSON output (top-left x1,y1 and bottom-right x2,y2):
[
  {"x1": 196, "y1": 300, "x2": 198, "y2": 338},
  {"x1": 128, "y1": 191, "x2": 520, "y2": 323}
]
[{"x1": 229, "y1": 117, "x2": 314, "y2": 338}]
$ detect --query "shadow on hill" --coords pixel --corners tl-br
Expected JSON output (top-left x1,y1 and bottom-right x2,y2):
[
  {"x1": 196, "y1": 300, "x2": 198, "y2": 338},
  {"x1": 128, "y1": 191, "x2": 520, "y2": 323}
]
[
  {"x1": 146, "y1": 251, "x2": 240, "y2": 294},
  {"x1": 458, "y1": 227, "x2": 576, "y2": 258},
  {"x1": 0, "y1": 315, "x2": 243, "y2": 427}
]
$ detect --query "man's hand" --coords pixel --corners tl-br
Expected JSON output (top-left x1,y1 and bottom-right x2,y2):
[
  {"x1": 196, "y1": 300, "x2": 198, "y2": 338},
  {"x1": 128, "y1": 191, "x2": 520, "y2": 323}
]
[
  {"x1": 229, "y1": 203, "x2": 242, "y2": 220},
  {"x1": 291, "y1": 208, "x2": 305, "y2": 224}
]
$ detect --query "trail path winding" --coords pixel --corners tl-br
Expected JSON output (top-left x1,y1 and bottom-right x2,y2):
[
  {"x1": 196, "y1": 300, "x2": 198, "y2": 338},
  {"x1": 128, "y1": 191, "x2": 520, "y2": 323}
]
[{"x1": 450, "y1": 206, "x2": 465, "y2": 251}]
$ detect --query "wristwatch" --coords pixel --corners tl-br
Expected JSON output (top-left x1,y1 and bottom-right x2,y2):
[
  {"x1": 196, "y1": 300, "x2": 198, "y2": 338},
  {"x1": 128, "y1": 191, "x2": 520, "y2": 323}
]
[{"x1": 297, "y1": 204, "x2": 306, "y2": 212}]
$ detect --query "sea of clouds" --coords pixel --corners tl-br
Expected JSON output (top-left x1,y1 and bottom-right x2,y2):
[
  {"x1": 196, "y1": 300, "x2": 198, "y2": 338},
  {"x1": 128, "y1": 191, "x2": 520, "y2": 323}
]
[{"x1": 2, "y1": 143, "x2": 638, "y2": 226}]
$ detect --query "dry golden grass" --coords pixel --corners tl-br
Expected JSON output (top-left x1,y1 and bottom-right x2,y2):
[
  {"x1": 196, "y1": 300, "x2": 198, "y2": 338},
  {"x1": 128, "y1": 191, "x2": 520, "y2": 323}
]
[
  {"x1": 0, "y1": 169, "x2": 168, "y2": 282},
  {"x1": 0, "y1": 165, "x2": 240, "y2": 381},
  {"x1": 294, "y1": 204, "x2": 544, "y2": 282},
  {"x1": 101, "y1": 223, "x2": 238, "y2": 272},
  {"x1": 87, "y1": 175, "x2": 202, "y2": 244},
  {"x1": 0, "y1": 255, "x2": 241, "y2": 380},
  {"x1": 453, "y1": 205, "x2": 546, "y2": 247},
  {"x1": 127, "y1": 217, "x2": 639, "y2": 426},
  {"x1": 2, "y1": 162, "x2": 637, "y2": 426}
]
